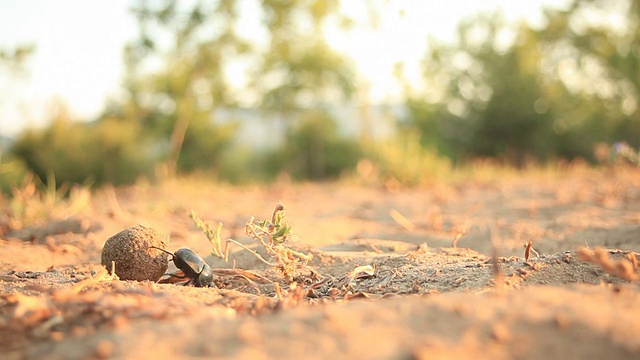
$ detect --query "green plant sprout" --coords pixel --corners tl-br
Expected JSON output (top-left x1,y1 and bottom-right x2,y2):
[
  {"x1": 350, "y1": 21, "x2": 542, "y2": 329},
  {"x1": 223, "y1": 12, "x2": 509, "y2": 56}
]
[
  {"x1": 190, "y1": 203, "x2": 313, "y2": 283},
  {"x1": 189, "y1": 210, "x2": 224, "y2": 257},
  {"x1": 244, "y1": 204, "x2": 313, "y2": 282},
  {"x1": 252, "y1": 203, "x2": 295, "y2": 244}
]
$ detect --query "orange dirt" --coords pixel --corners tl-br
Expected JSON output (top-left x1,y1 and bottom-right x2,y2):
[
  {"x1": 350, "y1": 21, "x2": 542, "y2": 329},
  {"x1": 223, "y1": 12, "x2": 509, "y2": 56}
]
[{"x1": 1, "y1": 167, "x2": 640, "y2": 359}]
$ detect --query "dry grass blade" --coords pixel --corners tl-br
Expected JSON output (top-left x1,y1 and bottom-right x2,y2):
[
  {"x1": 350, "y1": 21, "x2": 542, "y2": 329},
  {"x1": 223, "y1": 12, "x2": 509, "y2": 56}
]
[
  {"x1": 628, "y1": 252, "x2": 639, "y2": 269},
  {"x1": 524, "y1": 241, "x2": 532, "y2": 261},
  {"x1": 53, "y1": 267, "x2": 113, "y2": 301},
  {"x1": 452, "y1": 230, "x2": 466, "y2": 248},
  {"x1": 190, "y1": 210, "x2": 224, "y2": 258},
  {"x1": 7, "y1": 173, "x2": 92, "y2": 229},
  {"x1": 524, "y1": 240, "x2": 539, "y2": 261},
  {"x1": 490, "y1": 222, "x2": 503, "y2": 293},
  {"x1": 344, "y1": 264, "x2": 375, "y2": 282},
  {"x1": 223, "y1": 238, "x2": 279, "y2": 267},
  {"x1": 273, "y1": 282, "x2": 284, "y2": 300},
  {"x1": 308, "y1": 275, "x2": 333, "y2": 290},
  {"x1": 389, "y1": 209, "x2": 416, "y2": 232},
  {"x1": 212, "y1": 268, "x2": 273, "y2": 284},
  {"x1": 53, "y1": 267, "x2": 114, "y2": 301},
  {"x1": 104, "y1": 184, "x2": 122, "y2": 218},
  {"x1": 450, "y1": 202, "x2": 483, "y2": 248}
]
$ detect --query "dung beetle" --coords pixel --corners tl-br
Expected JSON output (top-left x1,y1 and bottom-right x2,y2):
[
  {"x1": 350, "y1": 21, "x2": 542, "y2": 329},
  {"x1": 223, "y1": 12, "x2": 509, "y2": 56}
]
[{"x1": 150, "y1": 247, "x2": 214, "y2": 287}]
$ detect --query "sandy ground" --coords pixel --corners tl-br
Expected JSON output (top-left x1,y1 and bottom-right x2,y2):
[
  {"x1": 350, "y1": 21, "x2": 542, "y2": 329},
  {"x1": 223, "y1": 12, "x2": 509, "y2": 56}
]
[{"x1": 1, "y1": 166, "x2": 640, "y2": 359}]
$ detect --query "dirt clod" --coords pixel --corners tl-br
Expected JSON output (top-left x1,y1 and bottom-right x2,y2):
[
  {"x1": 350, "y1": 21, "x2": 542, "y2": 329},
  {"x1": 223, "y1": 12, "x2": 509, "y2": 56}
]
[{"x1": 100, "y1": 225, "x2": 168, "y2": 281}]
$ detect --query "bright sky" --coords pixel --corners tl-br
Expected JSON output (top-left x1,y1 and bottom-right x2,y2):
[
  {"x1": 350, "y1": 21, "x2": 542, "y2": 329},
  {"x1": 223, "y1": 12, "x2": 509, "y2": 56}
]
[{"x1": 0, "y1": 0, "x2": 567, "y2": 137}]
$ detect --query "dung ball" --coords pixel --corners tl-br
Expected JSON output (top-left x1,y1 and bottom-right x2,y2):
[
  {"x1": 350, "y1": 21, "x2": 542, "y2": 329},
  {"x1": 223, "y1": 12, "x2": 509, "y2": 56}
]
[{"x1": 101, "y1": 225, "x2": 169, "y2": 282}]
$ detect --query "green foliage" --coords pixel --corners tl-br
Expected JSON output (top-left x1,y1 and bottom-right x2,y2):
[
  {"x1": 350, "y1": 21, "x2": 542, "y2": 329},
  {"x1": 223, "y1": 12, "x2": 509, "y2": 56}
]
[
  {"x1": 363, "y1": 131, "x2": 452, "y2": 186},
  {"x1": 117, "y1": 0, "x2": 355, "y2": 179},
  {"x1": 191, "y1": 203, "x2": 312, "y2": 283},
  {"x1": 0, "y1": 151, "x2": 29, "y2": 194},
  {"x1": 176, "y1": 119, "x2": 238, "y2": 173},
  {"x1": 122, "y1": 0, "x2": 247, "y2": 176},
  {"x1": 10, "y1": 114, "x2": 154, "y2": 187},
  {"x1": 257, "y1": 0, "x2": 353, "y2": 112},
  {"x1": 264, "y1": 111, "x2": 363, "y2": 180},
  {"x1": 243, "y1": 203, "x2": 311, "y2": 282},
  {"x1": 404, "y1": 1, "x2": 640, "y2": 165},
  {"x1": 189, "y1": 210, "x2": 224, "y2": 258},
  {"x1": 542, "y1": 0, "x2": 640, "y2": 150},
  {"x1": 406, "y1": 14, "x2": 556, "y2": 165},
  {"x1": 13, "y1": 0, "x2": 640, "y2": 186},
  {"x1": 5, "y1": 0, "x2": 357, "y2": 186},
  {"x1": 255, "y1": 203, "x2": 294, "y2": 244}
]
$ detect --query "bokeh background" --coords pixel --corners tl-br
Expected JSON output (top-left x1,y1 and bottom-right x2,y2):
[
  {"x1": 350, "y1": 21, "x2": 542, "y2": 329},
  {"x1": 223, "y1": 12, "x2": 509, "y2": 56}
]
[{"x1": 1, "y1": 0, "x2": 639, "y2": 191}]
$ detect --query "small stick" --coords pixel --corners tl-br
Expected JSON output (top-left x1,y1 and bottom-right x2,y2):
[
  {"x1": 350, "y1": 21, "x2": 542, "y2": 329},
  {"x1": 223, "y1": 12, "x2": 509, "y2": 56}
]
[
  {"x1": 524, "y1": 241, "x2": 532, "y2": 261},
  {"x1": 530, "y1": 246, "x2": 540, "y2": 258},
  {"x1": 274, "y1": 282, "x2": 284, "y2": 300},
  {"x1": 245, "y1": 218, "x2": 276, "y2": 249},
  {"x1": 490, "y1": 222, "x2": 503, "y2": 293},
  {"x1": 224, "y1": 238, "x2": 279, "y2": 267},
  {"x1": 452, "y1": 231, "x2": 465, "y2": 248},
  {"x1": 212, "y1": 268, "x2": 272, "y2": 284}
]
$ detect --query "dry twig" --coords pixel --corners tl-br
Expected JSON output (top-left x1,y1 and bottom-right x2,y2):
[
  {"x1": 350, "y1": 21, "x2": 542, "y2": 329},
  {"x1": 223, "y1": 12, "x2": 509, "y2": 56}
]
[{"x1": 389, "y1": 209, "x2": 416, "y2": 232}]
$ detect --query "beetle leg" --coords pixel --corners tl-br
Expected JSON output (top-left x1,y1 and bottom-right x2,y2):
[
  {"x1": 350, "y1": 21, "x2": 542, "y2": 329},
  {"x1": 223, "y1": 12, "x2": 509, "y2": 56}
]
[{"x1": 158, "y1": 270, "x2": 189, "y2": 284}]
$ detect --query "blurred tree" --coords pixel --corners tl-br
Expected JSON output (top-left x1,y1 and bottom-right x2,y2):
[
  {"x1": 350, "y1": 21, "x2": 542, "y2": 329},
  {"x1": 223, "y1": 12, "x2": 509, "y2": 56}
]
[
  {"x1": 540, "y1": 0, "x2": 640, "y2": 150},
  {"x1": 11, "y1": 105, "x2": 154, "y2": 186},
  {"x1": 0, "y1": 44, "x2": 36, "y2": 192},
  {"x1": 253, "y1": 0, "x2": 358, "y2": 180},
  {"x1": 405, "y1": 0, "x2": 640, "y2": 165},
  {"x1": 118, "y1": 0, "x2": 357, "y2": 179},
  {"x1": 264, "y1": 109, "x2": 362, "y2": 180},
  {"x1": 0, "y1": 44, "x2": 35, "y2": 78},
  {"x1": 256, "y1": 0, "x2": 354, "y2": 114},
  {"x1": 406, "y1": 14, "x2": 555, "y2": 165},
  {"x1": 121, "y1": 0, "x2": 246, "y2": 176}
]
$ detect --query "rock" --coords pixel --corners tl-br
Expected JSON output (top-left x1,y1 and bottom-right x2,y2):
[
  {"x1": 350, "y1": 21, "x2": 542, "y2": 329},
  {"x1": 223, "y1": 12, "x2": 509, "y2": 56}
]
[{"x1": 101, "y1": 225, "x2": 169, "y2": 282}]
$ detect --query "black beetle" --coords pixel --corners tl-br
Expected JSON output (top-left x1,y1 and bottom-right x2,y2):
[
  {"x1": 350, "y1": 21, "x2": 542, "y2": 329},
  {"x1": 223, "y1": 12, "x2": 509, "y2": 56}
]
[{"x1": 150, "y1": 247, "x2": 214, "y2": 287}]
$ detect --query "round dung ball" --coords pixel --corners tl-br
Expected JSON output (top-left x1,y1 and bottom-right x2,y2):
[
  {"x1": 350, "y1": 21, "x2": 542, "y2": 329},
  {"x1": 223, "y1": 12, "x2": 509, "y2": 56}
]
[{"x1": 101, "y1": 225, "x2": 169, "y2": 282}]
